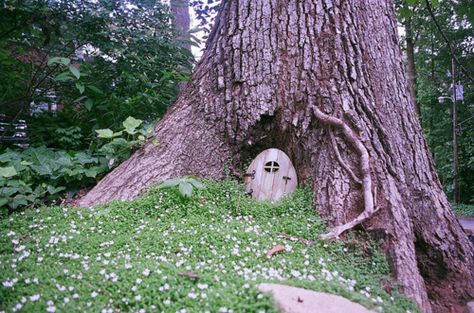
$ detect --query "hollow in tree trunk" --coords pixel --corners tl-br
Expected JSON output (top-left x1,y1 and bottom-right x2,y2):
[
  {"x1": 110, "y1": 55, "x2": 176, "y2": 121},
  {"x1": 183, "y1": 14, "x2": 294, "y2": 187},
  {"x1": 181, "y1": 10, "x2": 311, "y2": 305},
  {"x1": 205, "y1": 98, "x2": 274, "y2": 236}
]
[{"x1": 78, "y1": 1, "x2": 474, "y2": 312}]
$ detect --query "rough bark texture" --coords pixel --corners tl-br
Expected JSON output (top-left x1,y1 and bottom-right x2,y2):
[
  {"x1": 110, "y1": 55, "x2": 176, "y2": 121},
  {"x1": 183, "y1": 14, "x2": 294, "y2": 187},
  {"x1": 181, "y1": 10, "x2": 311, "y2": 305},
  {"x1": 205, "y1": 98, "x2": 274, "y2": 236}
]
[
  {"x1": 78, "y1": 1, "x2": 474, "y2": 312},
  {"x1": 171, "y1": 0, "x2": 191, "y2": 51},
  {"x1": 405, "y1": 18, "x2": 419, "y2": 115}
]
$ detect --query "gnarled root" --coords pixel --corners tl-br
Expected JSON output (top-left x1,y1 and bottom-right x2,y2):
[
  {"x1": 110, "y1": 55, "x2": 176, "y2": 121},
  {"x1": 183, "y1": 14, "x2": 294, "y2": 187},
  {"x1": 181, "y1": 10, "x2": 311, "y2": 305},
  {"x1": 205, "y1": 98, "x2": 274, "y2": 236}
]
[{"x1": 310, "y1": 104, "x2": 376, "y2": 240}]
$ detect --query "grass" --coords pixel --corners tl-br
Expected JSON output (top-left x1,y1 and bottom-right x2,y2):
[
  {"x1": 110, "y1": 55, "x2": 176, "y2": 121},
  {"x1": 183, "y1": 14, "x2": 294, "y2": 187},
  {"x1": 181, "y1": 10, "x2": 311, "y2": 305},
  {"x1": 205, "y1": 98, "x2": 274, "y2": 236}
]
[
  {"x1": 0, "y1": 180, "x2": 419, "y2": 313},
  {"x1": 452, "y1": 203, "x2": 474, "y2": 217}
]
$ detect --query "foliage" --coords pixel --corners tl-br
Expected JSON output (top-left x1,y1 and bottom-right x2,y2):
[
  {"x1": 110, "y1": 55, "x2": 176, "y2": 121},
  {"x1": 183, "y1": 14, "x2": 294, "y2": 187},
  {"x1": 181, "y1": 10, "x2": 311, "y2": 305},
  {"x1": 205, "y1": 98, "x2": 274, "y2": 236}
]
[
  {"x1": 0, "y1": 0, "x2": 191, "y2": 147},
  {"x1": 0, "y1": 180, "x2": 419, "y2": 312},
  {"x1": 452, "y1": 203, "x2": 474, "y2": 217},
  {"x1": 0, "y1": 147, "x2": 107, "y2": 210},
  {"x1": 397, "y1": 0, "x2": 474, "y2": 203},
  {"x1": 0, "y1": 117, "x2": 154, "y2": 211},
  {"x1": 158, "y1": 176, "x2": 205, "y2": 198}
]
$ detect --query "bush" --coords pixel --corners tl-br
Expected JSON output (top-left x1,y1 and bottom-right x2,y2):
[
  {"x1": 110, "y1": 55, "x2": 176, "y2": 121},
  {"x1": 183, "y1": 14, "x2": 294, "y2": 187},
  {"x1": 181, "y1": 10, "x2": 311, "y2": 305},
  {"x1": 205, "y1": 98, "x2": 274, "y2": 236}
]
[{"x1": 0, "y1": 117, "x2": 154, "y2": 211}]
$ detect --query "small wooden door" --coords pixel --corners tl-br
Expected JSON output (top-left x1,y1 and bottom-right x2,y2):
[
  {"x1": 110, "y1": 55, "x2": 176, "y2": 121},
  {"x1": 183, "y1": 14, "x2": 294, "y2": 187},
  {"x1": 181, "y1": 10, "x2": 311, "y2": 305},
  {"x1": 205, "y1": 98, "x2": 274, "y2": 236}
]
[{"x1": 244, "y1": 148, "x2": 298, "y2": 202}]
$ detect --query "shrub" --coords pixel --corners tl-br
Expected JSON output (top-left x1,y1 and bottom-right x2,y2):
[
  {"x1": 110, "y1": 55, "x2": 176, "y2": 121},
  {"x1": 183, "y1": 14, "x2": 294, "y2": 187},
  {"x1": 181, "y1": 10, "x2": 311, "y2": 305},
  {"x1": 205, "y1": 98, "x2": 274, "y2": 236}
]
[{"x1": 0, "y1": 117, "x2": 154, "y2": 211}]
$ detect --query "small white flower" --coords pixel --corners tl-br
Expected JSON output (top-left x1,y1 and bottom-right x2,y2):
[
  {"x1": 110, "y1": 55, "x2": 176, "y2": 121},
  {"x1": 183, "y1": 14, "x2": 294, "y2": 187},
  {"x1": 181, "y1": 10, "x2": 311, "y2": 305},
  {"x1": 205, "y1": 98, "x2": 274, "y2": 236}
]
[
  {"x1": 134, "y1": 295, "x2": 141, "y2": 301},
  {"x1": 131, "y1": 285, "x2": 137, "y2": 292},
  {"x1": 64, "y1": 297, "x2": 70, "y2": 304},
  {"x1": 91, "y1": 291, "x2": 98, "y2": 298},
  {"x1": 188, "y1": 292, "x2": 198, "y2": 299},
  {"x1": 125, "y1": 263, "x2": 132, "y2": 269},
  {"x1": 13, "y1": 303, "x2": 22, "y2": 312},
  {"x1": 29, "y1": 294, "x2": 40, "y2": 302},
  {"x1": 136, "y1": 278, "x2": 142, "y2": 284},
  {"x1": 197, "y1": 283, "x2": 208, "y2": 290},
  {"x1": 72, "y1": 294, "x2": 79, "y2": 299},
  {"x1": 142, "y1": 269, "x2": 150, "y2": 276},
  {"x1": 46, "y1": 305, "x2": 56, "y2": 312},
  {"x1": 163, "y1": 299, "x2": 171, "y2": 305},
  {"x1": 201, "y1": 293, "x2": 207, "y2": 299}
]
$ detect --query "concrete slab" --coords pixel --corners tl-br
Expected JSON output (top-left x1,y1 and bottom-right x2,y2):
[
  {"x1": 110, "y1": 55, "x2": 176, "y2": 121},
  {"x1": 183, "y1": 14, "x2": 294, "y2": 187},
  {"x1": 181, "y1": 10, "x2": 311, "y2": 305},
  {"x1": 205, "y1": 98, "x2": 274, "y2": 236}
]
[{"x1": 258, "y1": 283, "x2": 375, "y2": 313}]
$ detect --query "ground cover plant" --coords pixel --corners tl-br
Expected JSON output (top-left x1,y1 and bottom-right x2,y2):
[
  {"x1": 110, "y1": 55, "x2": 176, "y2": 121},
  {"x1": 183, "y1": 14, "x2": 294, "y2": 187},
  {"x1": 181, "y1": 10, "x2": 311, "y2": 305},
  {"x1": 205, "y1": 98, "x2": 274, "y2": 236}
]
[
  {"x1": 453, "y1": 203, "x2": 474, "y2": 217},
  {"x1": 0, "y1": 180, "x2": 418, "y2": 312},
  {"x1": 0, "y1": 117, "x2": 154, "y2": 211}
]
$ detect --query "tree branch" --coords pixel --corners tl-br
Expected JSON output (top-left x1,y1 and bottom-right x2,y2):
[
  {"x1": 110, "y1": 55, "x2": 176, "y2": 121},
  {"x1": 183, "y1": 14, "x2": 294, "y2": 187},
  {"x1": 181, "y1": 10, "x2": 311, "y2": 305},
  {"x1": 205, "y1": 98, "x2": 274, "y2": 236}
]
[
  {"x1": 424, "y1": 0, "x2": 474, "y2": 83},
  {"x1": 310, "y1": 103, "x2": 376, "y2": 240}
]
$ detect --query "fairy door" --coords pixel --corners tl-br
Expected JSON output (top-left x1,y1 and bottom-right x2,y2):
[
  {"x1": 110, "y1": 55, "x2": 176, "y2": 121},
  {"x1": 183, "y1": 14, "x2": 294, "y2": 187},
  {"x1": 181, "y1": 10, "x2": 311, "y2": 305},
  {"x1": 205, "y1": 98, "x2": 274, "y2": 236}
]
[{"x1": 244, "y1": 148, "x2": 298, "y2": 202}]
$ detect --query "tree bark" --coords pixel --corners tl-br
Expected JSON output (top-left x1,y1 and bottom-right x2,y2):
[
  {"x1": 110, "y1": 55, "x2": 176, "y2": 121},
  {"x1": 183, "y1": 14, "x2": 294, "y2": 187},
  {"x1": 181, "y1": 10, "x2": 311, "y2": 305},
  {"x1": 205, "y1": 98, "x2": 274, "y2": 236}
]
[
  {"x1": 171, "y1": 0, "x2": 191, "y2": 51},
  {"x1": 78, "y1": 1, "x2": 474, "y2": 312},
  {"x1": 405, "y1": 18, "x2": 420, "y2": 115}
]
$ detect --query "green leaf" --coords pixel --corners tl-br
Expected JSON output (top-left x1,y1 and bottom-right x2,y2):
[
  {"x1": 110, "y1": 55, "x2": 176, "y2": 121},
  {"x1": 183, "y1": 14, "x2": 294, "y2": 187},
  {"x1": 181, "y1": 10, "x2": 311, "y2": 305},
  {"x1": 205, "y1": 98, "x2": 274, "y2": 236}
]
[
  {"x1": 30, "y1": 163, "x2": 53, "y2": 176},
  {"x1": 158, "y1": 178, "x2": 181, "y2": 188},
  {"x1": 55, "y1": 72, "x2": 74, "y2": 82},
  {"x1": 47, "y1": 185, "x2": 66, "y2": 195},
  {"x1": 84, "y1": 99, "x2": 93, "y2": 111},
  {"x1": 0, "y1": 166, "x2": 17, "y2": 178},
  {"x1": 179, "y1": 182, "x2": 193, "y2": 197},
  {"x1": 76, "y1": 82, "x2": 85, "y2": 94},
  {"x1": 84, "y1": 168, "x2": 98, "y2": 178},
  {"x1": 48, "y1": 57, "x2": 70, "y2": 66},
  {"x1": 96, "y1": 129, "x2": 114, "y2": 138},
  {"x1": 0, "y1": 198, "x2": 9, "y2": 207},
  {"x1": 187, "y1": 178, "x2": 204, "y2": 189},
  {"x1": 87, "y1": 85, "x2": 103, "y2": 94},
  {"x1": 398, "y1": 7, "x2": 413, "y2": 19},
  {"x1": 73, "y1": 95, "x2": 87, "y2": 103},
  {"x1": 123, "y1": 116, "x2": 142, "y2": 134},
  {"x1": 152, "y1": 139, "x2": 160, "y2": 146},
  {"x1": 69, "y1": 66, "x2": 80, "y2": 79}
]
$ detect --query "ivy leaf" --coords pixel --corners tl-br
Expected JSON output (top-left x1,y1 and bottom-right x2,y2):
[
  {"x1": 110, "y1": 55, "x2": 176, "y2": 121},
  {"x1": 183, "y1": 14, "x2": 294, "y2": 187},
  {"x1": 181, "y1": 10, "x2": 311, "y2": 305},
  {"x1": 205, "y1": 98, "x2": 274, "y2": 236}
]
[
  {"x1": 123, "y1": 116, "x2": 143, "y2": 134},
  {"x1": 0, "y1": 198, "x2": 9, "y2": 207},
  {"x1": 47, "y1": 185, "x2": 66, "y2": 195},
  {"x1": 0, "y1": 166, "x2": 17, "y2": 178},
  {"x1": 96, "y1": 129, "x2": 114, "y2": 138},
  {"x1": 69, "y1": 66, "x2": 80, "y2": 79}
]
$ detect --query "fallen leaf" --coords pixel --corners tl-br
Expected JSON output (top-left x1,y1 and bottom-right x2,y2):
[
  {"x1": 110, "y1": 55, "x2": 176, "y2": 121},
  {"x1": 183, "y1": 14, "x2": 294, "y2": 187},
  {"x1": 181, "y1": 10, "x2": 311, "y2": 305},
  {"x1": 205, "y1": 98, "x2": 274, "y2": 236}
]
[
  {"x1": 266, "y1": 244, "x2": 286, "y2": 258},
  {"x1": 178, "y1": 272, "x2": 201, "y2": 280}
]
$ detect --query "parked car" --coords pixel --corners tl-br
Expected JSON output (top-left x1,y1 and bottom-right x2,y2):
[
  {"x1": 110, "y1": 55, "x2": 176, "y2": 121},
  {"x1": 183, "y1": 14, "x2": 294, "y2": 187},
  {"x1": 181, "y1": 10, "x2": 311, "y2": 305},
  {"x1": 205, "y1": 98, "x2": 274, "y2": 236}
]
[{"x1": 0, "y1": 114, "x2": 29, "y2": 148}]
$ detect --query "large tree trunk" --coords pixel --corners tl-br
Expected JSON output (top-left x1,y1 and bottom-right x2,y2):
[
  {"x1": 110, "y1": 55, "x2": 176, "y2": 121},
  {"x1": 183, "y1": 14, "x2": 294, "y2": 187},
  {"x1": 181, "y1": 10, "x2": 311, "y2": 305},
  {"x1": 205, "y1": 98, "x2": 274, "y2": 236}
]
[
  {"x1": 78, "y1": 1, "x2": 474, "y2": 312},
  {"x1": 405, "y1": 18, "x2": 420, "y2": 115}
]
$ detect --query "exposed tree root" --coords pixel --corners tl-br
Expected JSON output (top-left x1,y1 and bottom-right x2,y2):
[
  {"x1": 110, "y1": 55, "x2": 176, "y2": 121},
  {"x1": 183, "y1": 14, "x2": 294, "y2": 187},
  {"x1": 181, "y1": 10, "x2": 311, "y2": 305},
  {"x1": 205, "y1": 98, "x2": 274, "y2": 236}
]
[
  {"x1": 329, "y1": 130, "x2": 363, "y2": 185},
  {"x1": 310, "y1": 104, "x2": 376, "y2": 240}
]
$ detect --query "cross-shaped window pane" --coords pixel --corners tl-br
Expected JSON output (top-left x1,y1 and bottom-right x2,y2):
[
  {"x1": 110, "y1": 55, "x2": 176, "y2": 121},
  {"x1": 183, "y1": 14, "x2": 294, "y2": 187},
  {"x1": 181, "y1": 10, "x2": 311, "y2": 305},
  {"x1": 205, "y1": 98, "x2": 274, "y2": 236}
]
[{"x1": 264, "y1": 161, "x2": 280, "y2": 173}]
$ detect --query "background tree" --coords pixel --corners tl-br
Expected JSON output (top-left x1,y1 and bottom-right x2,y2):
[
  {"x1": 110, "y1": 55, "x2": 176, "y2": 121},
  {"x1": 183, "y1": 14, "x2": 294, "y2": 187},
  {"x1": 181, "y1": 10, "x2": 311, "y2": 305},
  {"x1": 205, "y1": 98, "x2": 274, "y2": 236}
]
[
  {"x1": 78, "y1": 0, "x2": 474, "y2": 312},
  {"x1": 0, "y1": 0, "x2": 191, "y2": 148},
  {"x1": 397, "y1": 0, "x2": 474, "y2": 203}
]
